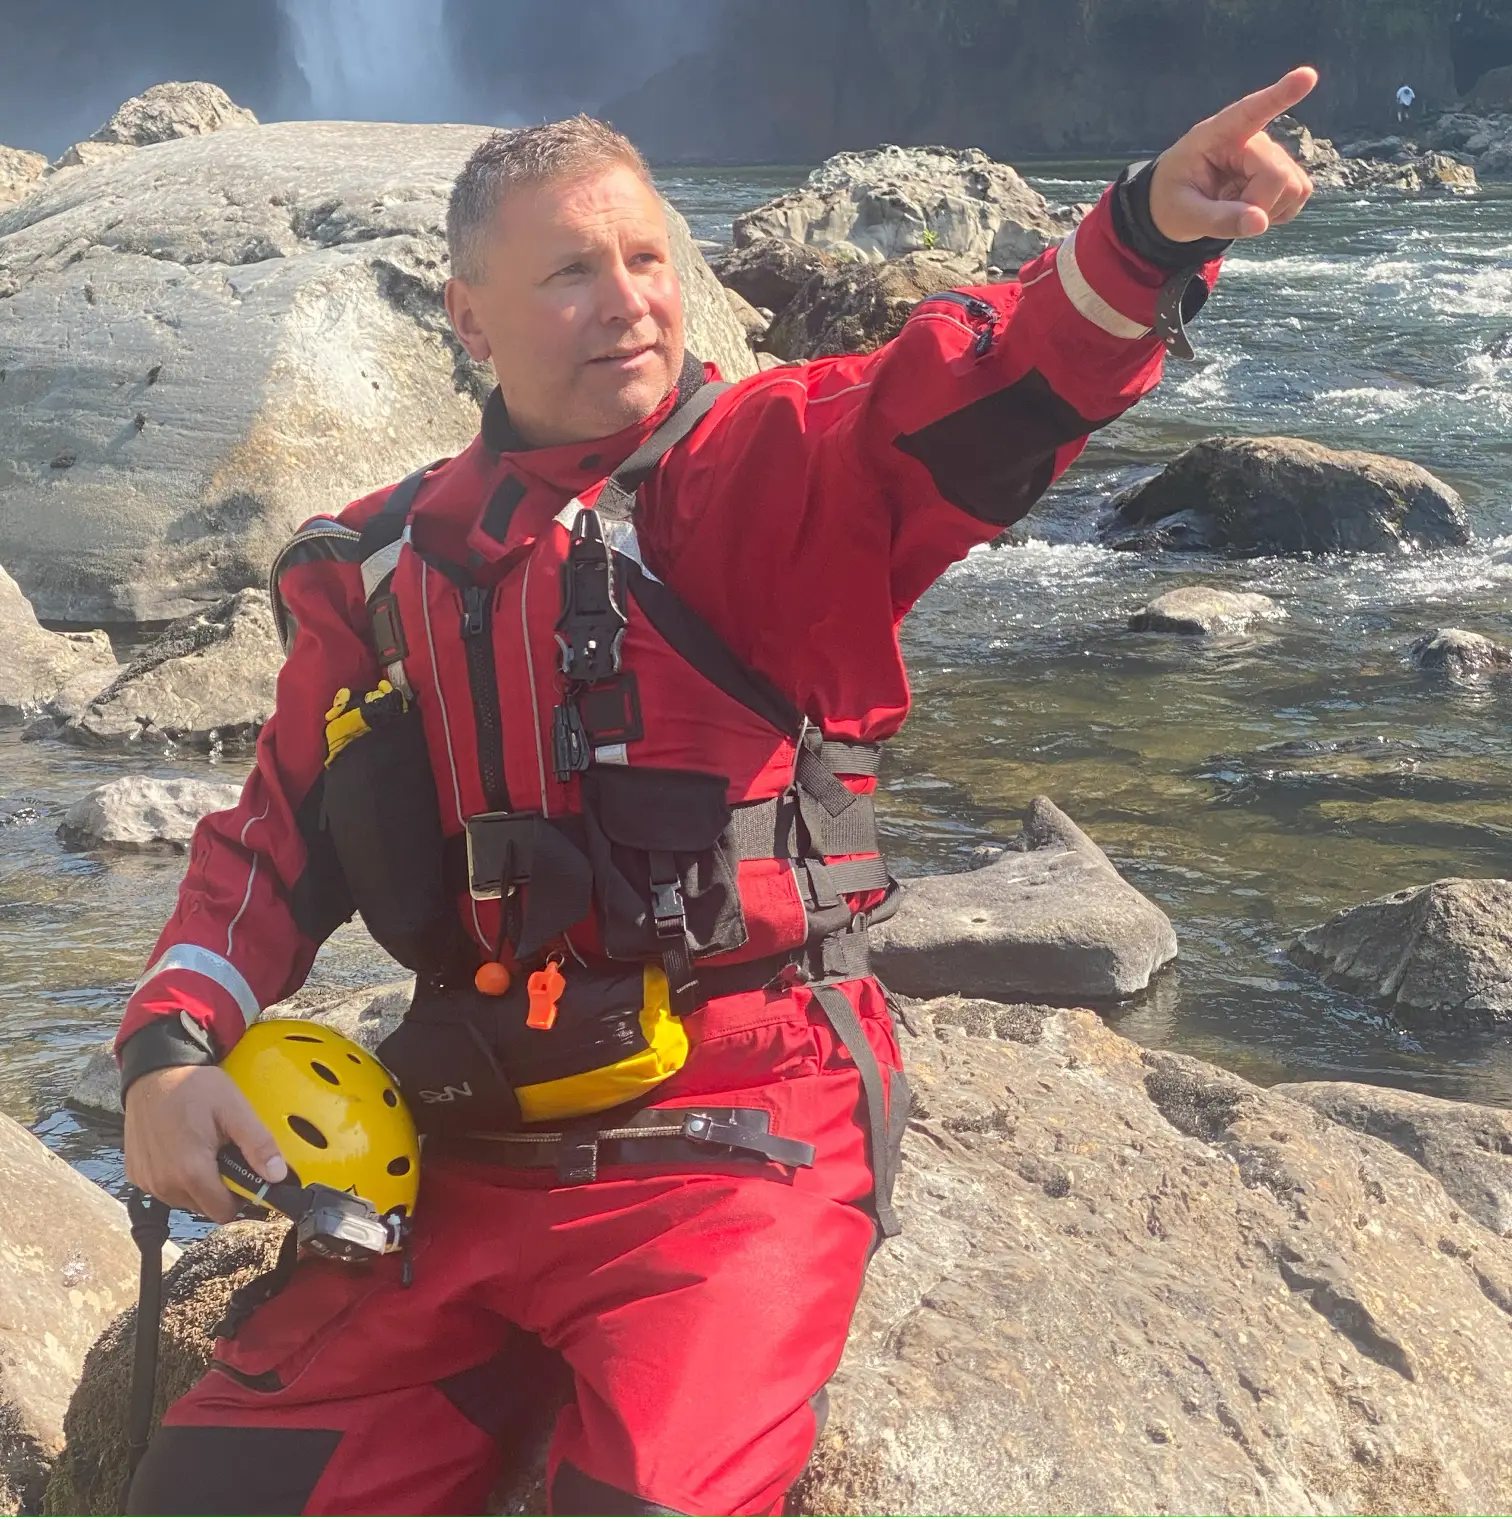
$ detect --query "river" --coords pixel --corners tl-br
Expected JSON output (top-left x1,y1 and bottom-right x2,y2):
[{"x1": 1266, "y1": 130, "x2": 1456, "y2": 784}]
[{"x1": 3, "y1": 162, "x2": 1510, "y2": 1205}]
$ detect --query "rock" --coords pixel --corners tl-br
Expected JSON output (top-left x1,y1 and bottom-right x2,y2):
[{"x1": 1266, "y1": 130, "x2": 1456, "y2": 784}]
[
  {"x1": 1129, "y1": 586, "x2": 1285, "y2": 637},
  {"x1": 1267, "y1": 113, "x2": 1351, "y2": 189},
  {"x1": 1468, "y1": 65, "x2": 1512, "y2": 113},
  {"x1": 710, "y1": 237, "x2": 836, "y2": 317},
  {"x1": 733, "y1": 144, "x2": 1072, "y2": 273},
  {"x1": 723, "y1": 284, "x2": 769, "y2": 343},
  {"x1": 1410, "y1": 627, "x2": 1512, "y2": 678},
  {"x1": 763, "y1": 249, "x2": 980, "y2": 361},
  {"x1": 1272, "y1": 1080, "x2": 1512, "y2": 1238},
  {"x1": 0, "y1": 146, "x2": 46, "y2": 210},
  {"x1": 43, "y1": 1220, "x2": 284, "y2": 1517},
  {"x1": 755, "y1": 351, "x2": 790, "y2": 371},
  {"x1": 89, "y1": 81, "x2": 259, "y2": 148},
  {"x1": 0, "y1": 115, "x2": 753, "y2": 624},
  {"x1": 869, "y1": 796, "x2": 1177, "y2": 1002},
  {"x1": 0, "y1": 564, "x2": 118, "y2": 725},
  {"x1": 1290, "y1": 878, "x2": 1512, "y2": 1030},
  {"x1": 1269, "y1": 116, "x2": 1478, "y2": 195},
  {"x1": 57, "y1": 776, "x2": 243, "y2": 852},
  {"x1": 57, "y1": 589, "x2": 281, "y2": 751},
  {"x1": 1100, "y1": 436, "x2": 1471, "y2": 556},
  {"x1": 0, "y1": 1112, "x2": 147, "y2": 1515}
]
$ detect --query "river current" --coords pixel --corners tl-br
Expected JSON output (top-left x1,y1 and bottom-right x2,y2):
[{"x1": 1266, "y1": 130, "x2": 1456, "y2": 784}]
[{"x1": 3, "y1": 163, "x2": 1510, "y2": 1200}]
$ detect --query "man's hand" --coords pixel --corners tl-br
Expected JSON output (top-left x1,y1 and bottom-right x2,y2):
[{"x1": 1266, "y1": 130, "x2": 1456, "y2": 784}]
[
  {"x1": 124, "y1": 1064, "x2": 287, "y2": 1223},
  {"x1": 1151, "y1": 67, "x2": 1319, "y2": 243}
]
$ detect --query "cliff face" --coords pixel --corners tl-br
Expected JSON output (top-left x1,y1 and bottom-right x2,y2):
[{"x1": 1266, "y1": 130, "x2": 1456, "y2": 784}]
[{"x1": 608, "y1": 0, "x2": 1462, "y2": 162}]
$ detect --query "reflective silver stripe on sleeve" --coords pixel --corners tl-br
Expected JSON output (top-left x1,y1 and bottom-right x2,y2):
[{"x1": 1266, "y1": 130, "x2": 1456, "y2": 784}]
[
  {"x1": 360, "y1": 532, "x2": 408, "y2": 601},
  {"x1": 136, "y1": 944, "x2": 261, "y2": 1026},
  {"x1": 1055, "y1": 223, "x2": 1152, "y2": 341}
]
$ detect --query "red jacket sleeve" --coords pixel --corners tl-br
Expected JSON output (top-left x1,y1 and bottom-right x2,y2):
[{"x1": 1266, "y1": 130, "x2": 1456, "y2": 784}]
[
  {"x1": 114, "y1": 506, "x2": 386, "y2": 1063},
  {"x1": 640, "y1": 188, "x2": 1220, "y2": 738}
]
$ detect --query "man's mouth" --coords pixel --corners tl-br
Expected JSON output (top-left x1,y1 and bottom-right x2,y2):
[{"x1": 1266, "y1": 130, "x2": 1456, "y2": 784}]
[{"x1": 590, "y1": 344, "x2": 656, "y2": 366}]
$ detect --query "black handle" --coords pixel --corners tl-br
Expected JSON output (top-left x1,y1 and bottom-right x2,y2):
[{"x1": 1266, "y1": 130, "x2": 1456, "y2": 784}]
[{"x1": 124, "y1": 1188, "x2": 172, "y2": 1491}]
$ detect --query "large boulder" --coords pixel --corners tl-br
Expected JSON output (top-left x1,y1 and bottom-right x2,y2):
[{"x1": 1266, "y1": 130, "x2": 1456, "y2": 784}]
[
  {"x1": 56, "y1": 1004, "x2": 1512, "y2": 1513},
  {"x1": 763, "y1": 249, "x2": 980, "y2": 361},
  {"x1": 1468, "y1": 65, "x2": 1512, "y2": 113},
  {"x1": 1290, "y1": 879, "x2": 1512, "y2": 1030},
  {"x1": 86, "y1": 81, "x2": 258, "y2": 149},
  {"x1": 0, "y1": 113, "x2": 754, "y2": 624},
  {"x1": 734, "y1": 144, "x2": 1071, "y2": 273},
  {"x1": 0, "y1": 563, "x2": 117, "y2": 725},
  {"x1": 1410, "y1": 627, "x2": 1512, "y2": 678},
  {"x1": 710, "y1": 237, "x2": 837, "y2": 318},
  {"x1": 0, "y1": 147, "x2": 46, "y2": 211},
  {"x1": 55, "y1": 589, "x2": 281, "y2": 751},
  {"x1": 1100, "y1": 436, "x2": 1471, "y2": 556},
  {"x1": 58, "y1": 775, "x2": 243, "y2": 852},
  {"x1": 0, "y1": 1112, "x2": 146, "y2": 1515},
  {"x1": 870, "y1": 796, "x2": 1177, "y2": 1002},
  {"x1": 1273, "y1": 1079, "x2": 1512, "y2": 1238},
  {"x1": 1129, "y1": 585, "x2": 1284, "y2": 638}
]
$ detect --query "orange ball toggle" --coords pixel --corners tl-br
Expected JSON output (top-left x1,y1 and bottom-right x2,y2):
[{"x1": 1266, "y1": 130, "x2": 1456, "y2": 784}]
[{"x1": 474, "y1": 961, "x2": 512, "y2": 997}]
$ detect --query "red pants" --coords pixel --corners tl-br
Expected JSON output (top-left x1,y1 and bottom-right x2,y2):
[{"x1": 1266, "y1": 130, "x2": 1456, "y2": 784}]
[{"x1": 128, "y1": 980, "x2": 903, "y2": 1515}]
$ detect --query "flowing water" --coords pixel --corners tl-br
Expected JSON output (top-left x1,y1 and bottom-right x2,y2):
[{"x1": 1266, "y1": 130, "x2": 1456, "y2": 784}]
[{"x1": 4, "y1": 163, "x2": 1512, "y2": 1204}]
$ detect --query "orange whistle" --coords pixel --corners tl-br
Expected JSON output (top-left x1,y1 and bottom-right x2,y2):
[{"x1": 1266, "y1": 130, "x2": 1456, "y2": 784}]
[{"x1": 526, "y1": 960, "x2": 565, "y2": 1030}]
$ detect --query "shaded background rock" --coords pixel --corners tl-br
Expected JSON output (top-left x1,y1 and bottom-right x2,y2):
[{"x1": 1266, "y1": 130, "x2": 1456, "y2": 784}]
[
  {"x1": 0, "y1": 565, "x2": 118, "y2": 725},
  {"x1": 58, "y1": 775, "x2": 243, "y2": 852},
  {"x1": 1290, "y1": 878, "x2": 1512, "y2": 1030},
  {"x1": 1410, "y1": 627, "x2": 1512, "y2": 678},
  {"x1": 1100, "y1": 436, "x2": 1471, "y2": 556},
  {"x1": 0, "y1": 111, "x2": 753, "y2": 624},
  {"x1": 57, "y1": 589, "x2": 281, "y2": 750},
  {"x1": 0, "y1": 1113, "x2": 145, "y2": 1516},
  {"x1": 870, "y1": 796, "x2": 1178, "y2": 1002},
  {"x1": 709, "y1": 238, "x2": 836, "y2": 320},
  {"x1": 1129, "y1": 585, "x2": 1285, "y2": 638}
]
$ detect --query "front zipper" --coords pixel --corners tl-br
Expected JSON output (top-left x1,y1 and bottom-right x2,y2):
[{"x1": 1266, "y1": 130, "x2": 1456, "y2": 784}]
[{"x1": 459, "y1": 583, "x2": 509, "y2": 812}]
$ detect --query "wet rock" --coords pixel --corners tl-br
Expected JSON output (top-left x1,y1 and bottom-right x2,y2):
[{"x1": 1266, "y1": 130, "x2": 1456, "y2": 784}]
[
  {"x1": 0, "y1": 564, "x2": 118, "y2": 725},
  {"x1": 0, "y1": 1112, "x2": 145, "y2": 1515},
  {"x1": 1290, "y1": 878, "x2": 1512, "y2": 1030},
  {"x1": 57, "y1": 589, "x2": 281, "y2": 751},
  {"x1": 734, "y1": 144, "x2": 1072, "y2": 273},
  {"x1": 1273, "y1": 1079, "x2": 1512, "y2": 1237},
  {"x1": 710, "y1": 237, "x2": 837, "y2": 317},
  {"x1": 870, "y1": 795, "x2": 1177, "y2": 1002},
  {"x1": 1100, "y1": 436, "x2": 1470, "y2": 557},
  {"x1": 43, "y1": 1220, "x2": 282, "y2": 1517},
  {"x1": 763, "y1": 249, "x2": 980, "y2": 361},
  {"x1": 0, "y1": 110, "x2": 751, "y2": 623},
  {"x1": 57, "y1": 775, "x2": 243, "y2": 852},
  {"x1": 1129, "y1": 586, "x2": 1285, "y2": 637},
  {"x1": 1270, "y1": 116, "x2": 1478, "y2": 194},
  {"x1": 1410, "y1": 627, "x2": 1512, "y2": 678},
  {"x1": 0, "y1": 146, "x2": 46, "y2": 210}
]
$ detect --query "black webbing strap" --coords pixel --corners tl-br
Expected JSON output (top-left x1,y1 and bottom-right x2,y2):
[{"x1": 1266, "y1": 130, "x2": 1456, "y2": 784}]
[
  {"x1": 356, "y1": 460, "x2": 439, "y2": 566},
  {"x1": 807, "y1": 982, "x2": 901, "y2": 1238},
  {"x1": 725, "y1": 792, "x2": 884, "y2": 864},
  {"x1": 800, "y1": 855, "x2": 891, "y2": 905},
  {"x1": 820, "y1": 741, "x2": 881, "y2": 778}
]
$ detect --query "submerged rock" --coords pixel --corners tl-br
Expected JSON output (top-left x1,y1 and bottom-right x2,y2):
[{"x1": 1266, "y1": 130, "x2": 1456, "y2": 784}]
[
  {"x1": 763, "y1": 249, "x2": 980, "y2": 360},
  {"x1": 0, "y1": 145, "x2": 46, "y2": 210},
  {"x1": 0, "y1": 1112, "x2": 145, "y2": 1515},
  {"x1": 870, "y1": 796, "x2": 1177, "y2": 1002},
  {"x1": 1100, "y1": 436, "x2": 1470, "y2": 556},
  {"x1": 0, "y1": 107, "x2": 752, "y2": 623},
  {"x1": 734, "y1": 144, "x2": 1071, "y2": 273},
  {"x1": 1290, "y1": 878, "x2": 1512, "y2": 1030},
  {"x1": 1410, "y1": 627, "x2": 1512, "y2": 678},
  {"x1": 1129, "y1": 585, "x2": 1284, "y2": 637},
  {"x1": 0, "y1": 564, "x2": 117, "y2": 725},
  {"x1": 58, "y1": 775, "x2": 243, "y2": 852},
  {"x1": 57, "y1": 589, "x2": 281, "y2": 751}
]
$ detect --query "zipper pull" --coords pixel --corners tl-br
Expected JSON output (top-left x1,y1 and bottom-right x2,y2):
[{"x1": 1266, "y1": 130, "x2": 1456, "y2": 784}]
[{"x1": 460, "y1": 585, "x2": 488, "y2": 639}]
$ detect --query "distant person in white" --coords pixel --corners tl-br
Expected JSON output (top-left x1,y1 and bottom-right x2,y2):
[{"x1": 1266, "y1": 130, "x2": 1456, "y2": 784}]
[{"x1": 1397, "y1": 84, "x2": 1416, "y2": 124}]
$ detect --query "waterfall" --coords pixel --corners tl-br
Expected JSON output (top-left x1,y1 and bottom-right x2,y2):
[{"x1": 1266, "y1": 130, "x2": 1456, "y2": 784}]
[{"x1": 279, "y1": 0, "x2": 460, "y2": 122}]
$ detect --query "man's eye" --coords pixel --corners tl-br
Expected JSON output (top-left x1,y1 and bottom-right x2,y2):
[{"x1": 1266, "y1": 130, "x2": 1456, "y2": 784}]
[
  {"x1": 554, "y1": 262, "x2": 588, "y2": 278},
  {"x1": 630, "y1": 252, "x2": 662, "y2": 269}
]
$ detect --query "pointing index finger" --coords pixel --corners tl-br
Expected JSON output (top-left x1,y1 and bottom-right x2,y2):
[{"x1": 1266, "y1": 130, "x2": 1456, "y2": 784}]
[{"x1": 1208, "y1": 66, "x2": 1320, "y2": 143}]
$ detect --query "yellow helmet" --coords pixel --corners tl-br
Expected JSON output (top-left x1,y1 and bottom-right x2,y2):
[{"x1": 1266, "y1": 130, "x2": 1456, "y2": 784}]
[{"x1": 219, "y1": 1020, "x2": 419, "y2": 1236}]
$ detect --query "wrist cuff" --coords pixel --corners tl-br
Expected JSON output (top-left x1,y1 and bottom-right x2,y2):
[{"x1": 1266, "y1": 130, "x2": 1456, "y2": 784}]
[
  {"x1": 119, "y1": 1013, "x2": 218, "y2": 1103},
  {"x1": 1112, "y1": 159, "x2": 1232, "y2": 271}
]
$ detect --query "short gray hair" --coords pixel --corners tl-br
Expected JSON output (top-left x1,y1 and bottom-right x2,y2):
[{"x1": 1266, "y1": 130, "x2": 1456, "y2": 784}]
[{"x1": 447, "y1": 116, "x2": 653, "y2": 284}]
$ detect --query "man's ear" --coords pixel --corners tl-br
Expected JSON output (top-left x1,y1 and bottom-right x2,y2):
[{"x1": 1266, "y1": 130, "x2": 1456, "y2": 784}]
[{"x1": 444, "y1": 278, "x2": 493, "y2": 363}]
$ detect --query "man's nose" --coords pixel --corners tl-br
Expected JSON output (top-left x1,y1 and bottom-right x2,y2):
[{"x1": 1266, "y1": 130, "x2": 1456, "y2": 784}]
[{"x1": 601, "y1": 259, "x2": 652, "y2": 324}]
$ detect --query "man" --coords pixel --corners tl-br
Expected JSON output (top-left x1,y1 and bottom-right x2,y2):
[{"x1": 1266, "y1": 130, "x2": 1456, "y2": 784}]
[
  {"x1": 1398, "y1": 82, "x2": 1417, "y2": 124},
  {"x1": 122, "y1": 67, "x2": 1316, "y2": 1517}
]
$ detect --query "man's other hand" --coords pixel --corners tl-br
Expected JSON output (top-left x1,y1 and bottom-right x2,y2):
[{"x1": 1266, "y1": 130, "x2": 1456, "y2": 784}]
[
  {"x1": 1151, "y1": 67, "x2": 1319, "y2": 243},
  {"x1": 124, "y1": 1064, "x2": 287, "y2": 1223}
]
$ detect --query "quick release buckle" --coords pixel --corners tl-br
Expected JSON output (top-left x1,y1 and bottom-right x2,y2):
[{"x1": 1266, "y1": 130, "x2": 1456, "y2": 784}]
[
  {"x1": 651, "y1": 878, "x2": 686, "y2": 938},
  {"x1": 555, "y1": 509, "x2": 627, "y2": 683}
]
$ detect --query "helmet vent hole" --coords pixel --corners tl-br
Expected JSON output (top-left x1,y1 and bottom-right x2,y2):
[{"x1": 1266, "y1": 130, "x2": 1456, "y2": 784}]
[
  {"x1": 347, "y1": 1053, "x2": 362, "y2": 1064},
  {"x1": 287, "y1": 1115, "x2": 329, "y2": 1149},
  {"x1": 382, "y1": 1089, "x2": 399, "y2": 1108},
  {"x1": 310, "y1": 1061, "x2": 340, "y2": 1085},
  {"x1": 284, "y1": 1034, "x2": 322, "y2": 1044},
  {"x1": 387, "y1": 1156, "x2": 412, "y2": 1176}
]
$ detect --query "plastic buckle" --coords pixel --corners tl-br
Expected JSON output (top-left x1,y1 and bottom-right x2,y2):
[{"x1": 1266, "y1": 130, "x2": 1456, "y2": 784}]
[
  {"x1": 556, "y1": 1134, "x2": 600, "y2": 1185},
  {"x1": 651, "y1": 878, "x2": 686, "y2": 938},
  {"x1": 556, "y1": 513, "x2": 627, "y2": 683}
]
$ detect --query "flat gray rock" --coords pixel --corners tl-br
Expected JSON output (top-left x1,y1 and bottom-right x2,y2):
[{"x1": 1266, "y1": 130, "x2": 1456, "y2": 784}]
[
  {"x1": 1290, "y1": 878, "x2": 1512, "y2": 1029},
  {"x1": 870, "y1": 796, "x2": 1177, "y2": 1001},
  {"x1": 1100, "y1": 436, "x2": 1470, "y2": 556},
  {"x1": 0, "y1": 564, "x2": 117, "y2": 725},
  {"x1": 0, "y1": 114, "x2": 752, "y2": 623},
  {"x1": 1130, "y1": 585, "x2": 1285, "y2": 637},
  {"x1": 57, "y1": 775, "x2": 243, "y2": 851},
  {"x1": 1273, "y1": 1078, "x2": 1512, "y2": 1237}
]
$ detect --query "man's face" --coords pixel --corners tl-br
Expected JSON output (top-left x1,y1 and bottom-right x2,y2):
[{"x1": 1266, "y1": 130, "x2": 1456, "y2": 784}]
[{"x1": 445, "y1": 163, "x2": 685, "y2": 448}]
